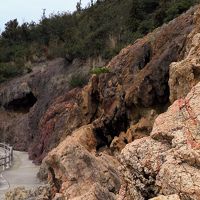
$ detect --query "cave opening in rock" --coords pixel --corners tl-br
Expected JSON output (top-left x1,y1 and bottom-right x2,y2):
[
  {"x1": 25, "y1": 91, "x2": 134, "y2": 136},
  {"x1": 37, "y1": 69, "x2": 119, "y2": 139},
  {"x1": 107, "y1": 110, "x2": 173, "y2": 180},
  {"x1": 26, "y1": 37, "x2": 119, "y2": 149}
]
[{"x1": 4, "y1": 92, "x2": 37, "y2": 113}]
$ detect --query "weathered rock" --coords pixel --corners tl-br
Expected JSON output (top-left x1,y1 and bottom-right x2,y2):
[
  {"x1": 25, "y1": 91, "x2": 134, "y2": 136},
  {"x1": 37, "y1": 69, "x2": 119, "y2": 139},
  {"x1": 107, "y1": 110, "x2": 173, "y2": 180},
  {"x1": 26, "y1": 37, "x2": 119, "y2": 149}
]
[
  {"x1": 169, "y1": 7, "x2": 200, "y2": 103},
  {"x1": 120, "y1": 82, "x2": 200, "y2": 200},
  {"x1": 5, "y1": 185, "x2": 51, "y2": 200},
  {"x1": 89, "y1": 6, "x2": 195, "y2": 154},
  {"x1": 0, "y1": 5, "x2": 197, "y2": 163},
  {"x1": 0, "y1": 82, "x2": 32, "y2": 108},
  {"x1": 69, "y1": 183, "x2": 116, "y2": 200},
  {"x1": 43, "y1": 125, "x2": 121, "y2": 199},
  {"x1": 0, "y1": 108, "x2": 30, "y2": 151},
  {"x1": 0, "y1": 58, "x2": 95, "y2": 155},
  {"x1": 29, "y1": 88, "x2": 84, "y2": 163},
  {"x1": 106, "y1": 6, "x2": 194, "y2": 108},
  {"x1": 52, "y1": 193, "x2": 65, "y2": 200},
  {"x1": 150, "y1": 194, "x2": 181, "y2": 200},
  {"x1": 120, "y1": 138, "x2": 170, "y2": 199},
  {"x1": 110, "y1": 112, "x2": 157, "y2": 153}
]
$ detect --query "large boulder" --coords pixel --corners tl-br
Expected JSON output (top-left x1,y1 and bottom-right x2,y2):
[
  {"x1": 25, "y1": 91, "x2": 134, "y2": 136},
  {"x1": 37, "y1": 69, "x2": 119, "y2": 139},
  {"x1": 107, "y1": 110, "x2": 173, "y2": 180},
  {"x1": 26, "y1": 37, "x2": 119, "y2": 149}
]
[
  {"x1": 43, "y1": 125, "x2": 121, "y2": 199},
  {"x1": 120, "y1": 82, "x2": 200, "y2": 200}
]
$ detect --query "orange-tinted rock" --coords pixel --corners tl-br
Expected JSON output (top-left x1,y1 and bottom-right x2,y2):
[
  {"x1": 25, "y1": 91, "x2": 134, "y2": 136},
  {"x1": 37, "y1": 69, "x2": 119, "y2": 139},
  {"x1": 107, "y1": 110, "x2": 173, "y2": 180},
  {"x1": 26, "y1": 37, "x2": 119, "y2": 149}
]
[
  {"x1": 44, "y1": 126, "x2": 121, "y2": 199},
  {"x1": 110, "y1": 114, "x2": 157, "y2": 153}
]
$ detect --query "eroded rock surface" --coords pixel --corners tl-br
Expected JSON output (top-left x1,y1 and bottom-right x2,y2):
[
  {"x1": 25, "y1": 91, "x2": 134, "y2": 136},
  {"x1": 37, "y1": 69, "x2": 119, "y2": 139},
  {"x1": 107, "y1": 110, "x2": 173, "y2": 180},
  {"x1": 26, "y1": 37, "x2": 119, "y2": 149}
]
[
  {"x1": 150, "y1": 194, "x2": 181, "y2": 200},
  {"x1": 0, "y1": 58, "x2": 92, "y2": 152},
  {"x1": 5, "y1": 186, "x2": 51, "y2": 200},
  {"x1": 72, "y1": 5, "x2": 195, "y2": 159},
  {"x1": 43, "y1": 125, "x2": 121, "y2": 199},
  {"x1": 169, "y1": 7, "x2": 200, "y2": 103},
  {"x1": 120, "y1": 82, "x2": 200, "y2": 200}
]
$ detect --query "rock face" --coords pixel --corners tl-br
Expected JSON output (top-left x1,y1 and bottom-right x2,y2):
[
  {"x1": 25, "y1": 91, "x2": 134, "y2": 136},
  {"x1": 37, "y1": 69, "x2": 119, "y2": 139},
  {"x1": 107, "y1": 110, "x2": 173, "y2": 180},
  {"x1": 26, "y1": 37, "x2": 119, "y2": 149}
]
[
  {"x1": 150, "y1": 194, "x2": 181, "y2": 200},
  {"x1": 0, "y1": 4, "x2": 196, "y2": 161},
  {"x1": 5, "y1": 186, "x2": 51, "y2": 200},
  {"x1": 0, "y1": 58, "x2": 94, "y2": 152},
  {"x1": 41, "y1": 7, "x2": 200, "y2": 199},
  {"x1": 43, "y1": 125, "x2": 121, "y2": 199},
  {"x1": 73, "y1": 5, "x2": 195, "y2": 158},
  {"x1": 29, "y1": 88, "x2": 85, "y2": 163},
  {"x1": 120, "y1": 82, "x2": 200, "y2": 200},
  {"x1": 169, "y1": 7, "x2": 200, "y2": 103}
]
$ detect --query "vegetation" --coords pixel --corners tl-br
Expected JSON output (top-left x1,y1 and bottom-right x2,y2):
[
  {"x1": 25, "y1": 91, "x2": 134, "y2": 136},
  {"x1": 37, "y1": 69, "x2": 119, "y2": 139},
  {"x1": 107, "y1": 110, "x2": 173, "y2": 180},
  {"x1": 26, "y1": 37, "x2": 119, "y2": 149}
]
[
  {"x1": 0, "y1": 63, "x2": 23, "y2": 83},
  {"x1": 0, "y1": 0, "x2": 199, "y2": 82},
  {"x1": 68, "y1": 73, "x2": 88, "y2": 88},
  {"x1": 90, "y1": 66, "x2": 110, "y2": 75}
]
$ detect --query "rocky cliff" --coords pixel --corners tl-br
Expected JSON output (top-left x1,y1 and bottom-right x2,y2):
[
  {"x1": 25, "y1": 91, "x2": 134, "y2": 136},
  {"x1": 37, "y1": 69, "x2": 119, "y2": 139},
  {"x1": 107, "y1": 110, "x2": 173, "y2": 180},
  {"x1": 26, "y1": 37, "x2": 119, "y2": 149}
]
[
  {"x1": 2, "y1": 4, "x2": 200, "y2": 200},
  {"x1": 119, "y1": 6, "x2": 200, "y2": 200},
  {"x1": 120, "y1": 82, "x2": 200, "y2": 199},
  {"x1": 0, "y1": 58, "x2": 104, "y2": 158}
]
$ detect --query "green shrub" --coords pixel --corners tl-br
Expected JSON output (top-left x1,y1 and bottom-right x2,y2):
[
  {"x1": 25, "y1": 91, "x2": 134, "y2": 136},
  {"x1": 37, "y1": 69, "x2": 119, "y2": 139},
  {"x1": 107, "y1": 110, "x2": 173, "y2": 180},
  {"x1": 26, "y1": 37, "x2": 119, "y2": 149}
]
[
  {"x1": 0, "y1": 63, "x2": 23, "y2": 81},
  {"x1": 90, "y1": 66, "x2": 110, "y2": 75},
  {"x1": 68, "y1": 73, "x2": 88, "y2": 88},
  {"x1": 165, "y1": 0, "x2": 195, "y2": 22}
]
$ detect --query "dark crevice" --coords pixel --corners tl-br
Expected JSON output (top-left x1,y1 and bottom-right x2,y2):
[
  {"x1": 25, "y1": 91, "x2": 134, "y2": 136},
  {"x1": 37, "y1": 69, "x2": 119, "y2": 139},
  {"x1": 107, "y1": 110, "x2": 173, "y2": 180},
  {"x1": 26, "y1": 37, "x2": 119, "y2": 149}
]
[
  {"x1": 48, "y1": 167, "x2": 62, "y2": 192},
  {"x1": 193, "y1": 66, "x2": 200, "y2": 82},
  {"x1": 124, "y1": 138, "x2": 128, "y2": 144},
  {"x1": 95, "y1": 112, "x2": 129, "y2": 150},
  {"x1": 137, "y1": 170, "x2": 158, "y2": 199},
  {"x1": 4, "y1": 92, "x2": 37, "y2": 113},
  {"x1": 89, "y1": 90, "x2": 100, "y2": 123},
  {"x1": 138, "y1": 45, "x2": 152, "y2": 70}
]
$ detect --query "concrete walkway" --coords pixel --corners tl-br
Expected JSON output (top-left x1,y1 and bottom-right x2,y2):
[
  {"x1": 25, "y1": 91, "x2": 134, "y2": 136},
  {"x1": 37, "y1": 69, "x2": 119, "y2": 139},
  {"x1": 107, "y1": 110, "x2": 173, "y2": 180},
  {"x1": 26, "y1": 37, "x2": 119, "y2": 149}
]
[{"x1": 0, "y1": 151, "x2": 42, "y2": 199}]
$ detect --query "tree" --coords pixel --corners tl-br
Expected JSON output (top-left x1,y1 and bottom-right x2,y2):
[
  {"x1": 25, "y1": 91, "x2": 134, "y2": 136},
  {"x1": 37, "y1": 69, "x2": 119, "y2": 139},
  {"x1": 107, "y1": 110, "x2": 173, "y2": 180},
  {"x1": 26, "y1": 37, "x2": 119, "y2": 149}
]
[
  {"x1": 2, "y1": 19, "x2": 19, "y2": 43},
  {"x1": 91, "y1": 0, "x2": 94, "y2": 6},
  {"x1": 76, "y1": 0, "x2": 82, "y2": 12},
  {"x1": 42, "y1": 9, "x2": 46, "y2": 20}
]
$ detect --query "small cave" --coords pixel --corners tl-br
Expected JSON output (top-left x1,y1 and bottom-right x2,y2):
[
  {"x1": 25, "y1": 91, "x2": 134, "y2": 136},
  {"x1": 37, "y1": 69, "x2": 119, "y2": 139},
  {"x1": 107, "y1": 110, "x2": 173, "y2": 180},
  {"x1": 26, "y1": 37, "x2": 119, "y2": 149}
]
[{"x1": 4, "y1": 92, "x2": 37, "y2": 113}]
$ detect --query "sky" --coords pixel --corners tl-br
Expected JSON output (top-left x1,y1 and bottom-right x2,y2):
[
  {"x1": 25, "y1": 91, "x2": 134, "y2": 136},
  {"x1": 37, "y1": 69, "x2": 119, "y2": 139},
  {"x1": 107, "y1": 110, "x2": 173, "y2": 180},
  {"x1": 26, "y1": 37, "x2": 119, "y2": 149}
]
[{"x1": 0, "y1": 0, "x2": 91, "y2": 31}]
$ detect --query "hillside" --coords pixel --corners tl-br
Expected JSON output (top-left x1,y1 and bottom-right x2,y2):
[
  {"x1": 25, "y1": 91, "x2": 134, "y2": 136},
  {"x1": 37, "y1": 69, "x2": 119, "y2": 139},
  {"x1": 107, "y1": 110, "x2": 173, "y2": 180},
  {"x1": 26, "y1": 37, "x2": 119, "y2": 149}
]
[
  {"x1": 1, "y1": 1, "x2": 200, "y2": 200},
  {"x1": 0, "y1": 0, "x2": 199, "y2": 83}
]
